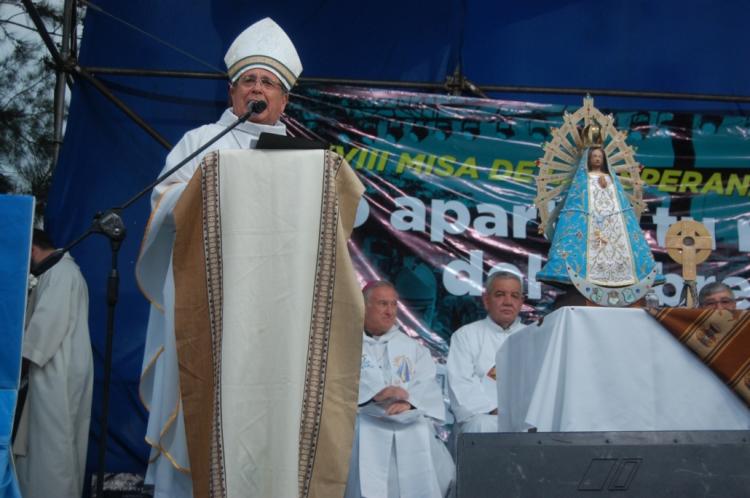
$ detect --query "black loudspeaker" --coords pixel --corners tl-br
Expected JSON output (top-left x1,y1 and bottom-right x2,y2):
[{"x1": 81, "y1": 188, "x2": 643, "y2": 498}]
[{"x1": 456, "y1": 431, "x2": 750, "y2": 498}]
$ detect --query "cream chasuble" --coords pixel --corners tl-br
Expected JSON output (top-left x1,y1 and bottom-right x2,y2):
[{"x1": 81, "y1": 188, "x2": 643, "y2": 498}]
[{"x1": 138, "y1": 149, "x2": 364, "y2": 497}]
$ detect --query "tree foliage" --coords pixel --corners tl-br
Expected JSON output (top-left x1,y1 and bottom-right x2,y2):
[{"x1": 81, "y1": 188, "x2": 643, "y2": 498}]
[{"x1": 0, "y1": 0, "x2": 80, "y2": 214}]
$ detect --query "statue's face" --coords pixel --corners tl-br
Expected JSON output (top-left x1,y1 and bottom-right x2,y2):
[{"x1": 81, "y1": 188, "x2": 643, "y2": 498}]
[{"x1": 588, "y1": 149, "x2": 604, "y2": 171}]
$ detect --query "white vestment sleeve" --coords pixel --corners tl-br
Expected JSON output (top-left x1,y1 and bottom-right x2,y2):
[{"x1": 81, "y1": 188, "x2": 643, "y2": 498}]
[
  {"x1": 150, "y1": 109, "x2": 286, "y2": 208},
  {"x1": 137, "y1": 184, "x2": 185, "y2": 307},
  {"x1": 358, "y1": 333, "x2": 388, "y2": 404},
  {"x1": 358, "y1": 366, "x2": 387, "y2": 405},
  {"x1": 137, "y1": 181, "x2": 192, "y2": 497},
  {"x1": 23, "y1": 260, "x2": 78, "y2": 367},
  {"x1": 151, "y1": 130, "x2": 209, "y2": 208},
  {"x1": 447, "y1": 328, "x2": 496, "y2": 422},
  {"x1": 405, "y1": 344, "x2": 446, "y2": 422}
]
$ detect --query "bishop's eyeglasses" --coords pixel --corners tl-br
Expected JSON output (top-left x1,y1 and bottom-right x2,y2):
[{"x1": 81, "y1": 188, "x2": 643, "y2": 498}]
[{"x1": 236, "y1": 75, "x2": 284, "y2": 92}]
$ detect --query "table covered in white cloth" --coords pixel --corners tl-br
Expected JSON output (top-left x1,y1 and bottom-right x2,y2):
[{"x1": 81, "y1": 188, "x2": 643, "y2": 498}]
[{"x1": 496, "y1": 307, "x2": 750, "y2": 432}]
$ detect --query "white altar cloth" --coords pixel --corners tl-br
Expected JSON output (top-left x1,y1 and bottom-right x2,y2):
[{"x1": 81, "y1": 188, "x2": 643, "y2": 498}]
[{"x1": 496, "y1": 307, "x2": 750, "y2": 432}]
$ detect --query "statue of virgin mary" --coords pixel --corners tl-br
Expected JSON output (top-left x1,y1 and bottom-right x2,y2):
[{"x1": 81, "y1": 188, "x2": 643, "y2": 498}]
[{"x1": 535, "y1": 98, "x2": 662, "y2": 306}]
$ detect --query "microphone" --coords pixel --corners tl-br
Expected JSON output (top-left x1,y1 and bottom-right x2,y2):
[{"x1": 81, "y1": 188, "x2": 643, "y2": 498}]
[{"x1": 247, "y1": 100, "x2": 267, "y2": 114}]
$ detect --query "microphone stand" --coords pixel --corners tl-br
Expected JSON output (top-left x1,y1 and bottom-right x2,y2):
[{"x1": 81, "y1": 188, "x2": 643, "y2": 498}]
[{"x1": 33, "y1": 102, "x2": 264, "y2": 498}]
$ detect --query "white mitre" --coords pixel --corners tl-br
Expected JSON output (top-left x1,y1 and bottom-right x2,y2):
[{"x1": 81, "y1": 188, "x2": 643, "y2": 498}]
[{"x1": 224, "y1": 17, "x2": 303, "y2": 91}]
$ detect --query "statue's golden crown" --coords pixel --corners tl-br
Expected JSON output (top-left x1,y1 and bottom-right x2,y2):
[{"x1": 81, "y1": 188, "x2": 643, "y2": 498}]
[{"x1": 581, "y1": 123, "x2": 604, "y2": 148}]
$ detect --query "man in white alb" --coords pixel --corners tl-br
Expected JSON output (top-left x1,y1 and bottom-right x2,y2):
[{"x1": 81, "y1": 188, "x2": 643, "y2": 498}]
[
  {"x1": 13, "y1": 229, "x2": 93, "y2": 498},
  {"x1": 345, "y1": 281, "x2": 454, "y2": 498},
  {"x1": 447, "y1": 271, "x2": 526, "y2": 433}
]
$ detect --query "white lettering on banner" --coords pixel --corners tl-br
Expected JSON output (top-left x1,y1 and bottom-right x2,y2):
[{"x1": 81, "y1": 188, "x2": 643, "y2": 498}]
[
  {"x1": 431, "y1": 200, "x2": 471, "y2": 242},
  {"x1": 702, "y1": 218, "x2": 717, "y2": 249},
  {"x1": 391, "y1": 196, "x2": 426, "y2": 232},
  {"x1": 474, "y1": 204, "x2": 508, "y2": 238},
  {"x1": 354, "y1": 197, "x2": 370, "y2": 228},
  {"x1": 442, "y1": 250, "x2": 543, "y2": 299},
  {"x1": 443, "y1": 250, "x2": 484, "y2": 296},
  {"x1": 387, "y1": 198, "x2": 732, "y2": 249},
  {"x1": 527, "y1": 253, "x2": 542, "y2": 298},
  {"x1": 738, "y1": 217, "x2": 750, "y2": 252},
  {"x1": 653, "y1": 207, "x2": 677, "y2": 247},
  {"x1": 513, "y1": 205, "x2": 537, "y2": 239},
  {"x1": 390, "y1": 196, "x2": 533, "y2": 243},
  {"x1": 364, "y1": 195, "x2": 747, "y2": 303},
  {"x1": 652, "y1": 262, "x2": 686, "y2": 307},
  {"x1": 441, "y1": 256, "x2": 748, "y2": 306}
]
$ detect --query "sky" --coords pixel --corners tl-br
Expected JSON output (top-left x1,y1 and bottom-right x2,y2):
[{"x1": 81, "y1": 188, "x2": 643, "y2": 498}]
[{"x1": 0, "y1": 0, "x2": 81, "y2": 186}]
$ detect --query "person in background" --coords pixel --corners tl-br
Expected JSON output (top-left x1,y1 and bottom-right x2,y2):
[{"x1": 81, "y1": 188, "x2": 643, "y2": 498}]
[
  {"x1": 345, "y1": 281, "x2": 454, "y2": 498},
  {"x1": 447, "y1": 271, "x2": 526, "y2": 433},
  {"x1": 698, "y1": 281, "x2": 737, "y2": 310},
  {"x1": 13, "y1": 229, "x2": 93, "y2": 498}
]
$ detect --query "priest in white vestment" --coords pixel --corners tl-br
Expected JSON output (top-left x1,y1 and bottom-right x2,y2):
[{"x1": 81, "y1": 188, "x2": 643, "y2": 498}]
[
  {"x1": 138, "y1": 18, "x2": 305, "y2": 497},
  {"x1": 447, "y1": 271, "x2": 527, "y2": 433},
  {"x1": 13, "y1": 229, "x2": 93, "y2": 498},
  {"x1": 139, "y1": 18, "x2": 364, "y2": 498},
  {"x1": 345, "y1": 281, "x2": 454, "y2": 498}
]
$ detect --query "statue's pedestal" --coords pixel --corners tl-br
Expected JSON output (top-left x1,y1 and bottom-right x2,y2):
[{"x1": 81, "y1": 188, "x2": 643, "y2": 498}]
[{"x1": 496, "y1": 306, "x2": 750, "y2": 432}]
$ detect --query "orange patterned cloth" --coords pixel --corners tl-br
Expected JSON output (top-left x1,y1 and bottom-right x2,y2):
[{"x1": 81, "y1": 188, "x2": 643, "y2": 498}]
[{"x1": 647, "y1": 307, "x2": 750, "y2": 407}]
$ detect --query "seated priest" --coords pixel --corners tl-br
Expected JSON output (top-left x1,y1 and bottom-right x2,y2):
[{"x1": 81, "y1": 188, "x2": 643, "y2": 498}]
[
  {"x1": 698, "y1": 282, "x2": 737, "y2": 310},
  {"x1": 345, "y1": 281, "x2": 455, "y2": 498},
  {"x1": 447, "y1": 271, "x2": 526, "y2": 433}
]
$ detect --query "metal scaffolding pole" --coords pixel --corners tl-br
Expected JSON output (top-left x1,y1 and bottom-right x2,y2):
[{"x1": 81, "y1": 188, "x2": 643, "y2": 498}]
[
  {"x1": 80, "y1": 66, "x2": 750, "y2": 104},
  {"x1": 51, "y1": 0, "x2": 77, "y2": 165}
]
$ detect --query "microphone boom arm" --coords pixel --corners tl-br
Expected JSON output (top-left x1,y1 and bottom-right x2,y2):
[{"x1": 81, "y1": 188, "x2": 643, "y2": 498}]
[
  {"x1": 35, "y1": 102, "x2": 264, "y2": 498},
  {"x1": 32, "y1": 105, "x2": 259, "y2": 275}
]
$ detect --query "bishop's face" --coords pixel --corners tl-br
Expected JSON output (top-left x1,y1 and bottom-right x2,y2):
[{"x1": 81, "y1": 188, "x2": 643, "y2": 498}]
[
  {"x1": 229, "y1": 68, "x2": 289, "y2": 125},
  {"x1": 364, "y1": 286, "x2": 399, "y2": 336}
]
